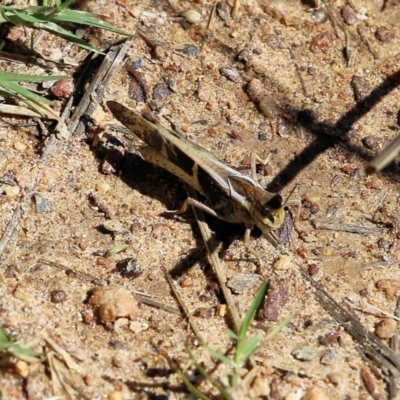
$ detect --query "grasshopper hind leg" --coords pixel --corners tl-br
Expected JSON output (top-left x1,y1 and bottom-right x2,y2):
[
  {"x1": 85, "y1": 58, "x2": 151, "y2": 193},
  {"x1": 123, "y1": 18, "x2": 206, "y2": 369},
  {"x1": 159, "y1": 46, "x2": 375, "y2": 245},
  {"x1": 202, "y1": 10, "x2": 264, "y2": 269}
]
[{"x1": 165, "y1": 197, "x2": 220, "y2": 218}]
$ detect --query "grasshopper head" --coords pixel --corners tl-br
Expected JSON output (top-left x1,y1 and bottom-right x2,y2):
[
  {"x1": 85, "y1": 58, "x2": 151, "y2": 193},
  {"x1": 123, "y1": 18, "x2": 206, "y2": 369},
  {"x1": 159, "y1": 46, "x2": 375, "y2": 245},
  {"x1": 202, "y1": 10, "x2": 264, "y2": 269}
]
[{"x1": 253, "y1": 193, "x2": 285, "y2": 231}]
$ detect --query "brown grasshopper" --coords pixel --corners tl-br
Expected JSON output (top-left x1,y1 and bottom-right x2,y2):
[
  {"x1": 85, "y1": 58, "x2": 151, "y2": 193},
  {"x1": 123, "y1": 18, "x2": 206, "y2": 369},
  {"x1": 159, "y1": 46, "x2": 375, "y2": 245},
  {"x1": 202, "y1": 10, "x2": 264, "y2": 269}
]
[{"x1": 107, "y1": 101, "x2": 290, "y2": 248}]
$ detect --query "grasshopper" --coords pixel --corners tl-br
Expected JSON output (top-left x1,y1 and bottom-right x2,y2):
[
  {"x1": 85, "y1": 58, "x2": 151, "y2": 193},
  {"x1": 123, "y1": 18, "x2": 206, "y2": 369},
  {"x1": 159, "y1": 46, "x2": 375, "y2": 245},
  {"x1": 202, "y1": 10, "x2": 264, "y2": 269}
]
[{"x1": 107, "y1": 101, "x2": 288, "y2": 249}]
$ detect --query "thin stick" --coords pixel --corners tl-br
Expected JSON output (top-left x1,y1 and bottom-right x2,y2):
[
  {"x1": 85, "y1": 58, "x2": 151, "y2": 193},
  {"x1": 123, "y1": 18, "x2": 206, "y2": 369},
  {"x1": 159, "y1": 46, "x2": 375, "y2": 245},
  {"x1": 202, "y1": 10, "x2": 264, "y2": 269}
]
[
  {"x1": 366, "y1": 134, "x2": 400, "y2": 174},
  {"x1": 389, "y1": 296, "x2": 400, "y2": 399},
  {"x1": 164, "y1": 267, "x2": 204, "y2": 339}
]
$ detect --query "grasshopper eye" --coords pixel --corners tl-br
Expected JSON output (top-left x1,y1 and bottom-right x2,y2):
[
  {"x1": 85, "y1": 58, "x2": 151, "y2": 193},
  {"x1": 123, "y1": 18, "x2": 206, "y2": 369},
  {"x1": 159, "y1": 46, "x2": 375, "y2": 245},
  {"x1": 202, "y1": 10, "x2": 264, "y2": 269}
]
[
  {"x1": 265, "y1": 194, "x2": 283, "y2": 209},
  {"x1": 258, "y1": 194, "x2": 283, "y2": 217}
]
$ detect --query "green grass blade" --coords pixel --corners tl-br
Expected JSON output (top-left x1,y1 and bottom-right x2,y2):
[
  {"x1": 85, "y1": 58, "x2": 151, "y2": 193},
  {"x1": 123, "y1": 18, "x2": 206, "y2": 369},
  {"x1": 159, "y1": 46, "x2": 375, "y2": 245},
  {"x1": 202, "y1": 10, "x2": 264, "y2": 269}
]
[
  {"x1": 227, "y1": 329, "x2": 238, "y2": 340},
  {"x1": 0, "y1": 72, "x2": 69, "y2": 82},
  {"x1": 175, "y1": 368, "x2": 213, "y2": 400},
  {"x1": 33, "y1": 21, "x2": 102, "y2": 53},
  {"x1": 203, "y1": 343, "x2": 237, "y2": 368},
  {"x1": 8, "y1": 7, "x2": 47, "y2": 24},
  {"x1": 0, "y1": 328, "x2": 41, "y2": 357},
  {"x1": 238, "y1": 280, "x2": 268, "y2": 341},
  {"x1": 51, "y1": 9, "x2": 131, "y2": 35},
  {"x1": 9, "y1": 344, "x2": 42, "y2": 357},
  {"x1": 0, "y1": 328, "x2": 9, "y2": 343},
  {"x1": 238, "y1": 334, "x2": 261, "y2": 363},
  {"x1": 1, "y1": 81, "x2": 54, "y2": 105},
  {"x1": 264, "y1": 313, "x2": 296, "y2": 342},
  {"x1": 185, "y1": 343, "x2": 234, "y2": 400}
]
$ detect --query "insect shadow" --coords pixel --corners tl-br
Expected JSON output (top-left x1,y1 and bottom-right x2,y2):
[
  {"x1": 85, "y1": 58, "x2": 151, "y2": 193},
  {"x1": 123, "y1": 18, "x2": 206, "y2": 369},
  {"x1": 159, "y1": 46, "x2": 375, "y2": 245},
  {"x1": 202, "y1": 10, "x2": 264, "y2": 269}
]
[{"x1": 266, "y1": 67, "x2": 400, "y2": 193}]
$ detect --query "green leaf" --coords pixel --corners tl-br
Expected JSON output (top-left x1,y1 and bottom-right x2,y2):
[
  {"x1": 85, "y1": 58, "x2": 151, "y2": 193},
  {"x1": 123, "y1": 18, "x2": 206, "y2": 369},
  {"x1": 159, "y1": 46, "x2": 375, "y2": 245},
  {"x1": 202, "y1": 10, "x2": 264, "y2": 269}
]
[
  {"x1": 265, "y1": 313, "x2": 296, "y2": 342},
  {"x1": 9, "y1": 344, "x2": 41, "y2": 357},
  {"x1": 0, "y1": 71, "x2": 69, "y2": 82},
  {"x1": 0, "y1": 5, "x2": 131, "y2": 53},
  {"x1": 1, "y1": 80, "x2": 54, "y2": 105},
  {"x1": 0, "y1": 328, "x2": 41, "y2": 357},
  {"x1": 106, "y1": 244, "x2": 128, "y2": 257},
  {"x1": 237, "y1": 334, "x2": 261, "y2": 363},
  {"x1": 203, "y1": 343, "x2": 237, "y2": 368},
  {"x1": 185, "y1": 343, "x2": 234, "y2": 400},
  {"x1": 33, "y1": 21, "x2": 103, "y2": 53},
  {"x1": 227, "y1": 329, "x2": 238, "y2": 340},
  {"x1": 0, "y1": 328, "x2": 10, "y2": 343},
  {"x1": 238, "y1": 280, "x2": 268, "y2": 341}
]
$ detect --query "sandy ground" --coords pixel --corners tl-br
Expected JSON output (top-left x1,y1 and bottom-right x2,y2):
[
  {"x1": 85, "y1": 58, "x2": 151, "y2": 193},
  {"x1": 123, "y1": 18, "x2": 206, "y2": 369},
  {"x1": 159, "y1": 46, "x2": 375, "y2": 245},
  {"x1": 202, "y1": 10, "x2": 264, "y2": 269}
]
[{"x1": 1, "y1": 0, "x2": 400, "y2": 399}]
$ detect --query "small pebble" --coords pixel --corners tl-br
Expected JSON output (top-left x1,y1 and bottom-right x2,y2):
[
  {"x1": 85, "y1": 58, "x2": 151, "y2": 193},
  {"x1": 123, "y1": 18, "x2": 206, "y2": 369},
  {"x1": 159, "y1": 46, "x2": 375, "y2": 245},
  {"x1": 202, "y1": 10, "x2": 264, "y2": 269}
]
[
  {"x1": 129, "y1": 321, "x2": 149, "y2": 333},
  {"x1": 50, "y1": 290, "x2": 67, "y2": 303},
  {"x1": 258, "y1": 133, "x2": 267, "y2": 141},
  {"x1": 34, "y1": 193, "x2": 53, "y2": 212},
  {"x1": 247, "y1": 78, "x2": 266, "y2": 103},
  {"x1": 292, "y1": 346, "x2": 316, "y2": 361},
  {"x1": 375, "y1": 27, "x2": 395, "y2": 43},
  {"x1": 107, "y1": 391, "x2": 124, "y2": 400},
  {"x1": 112, "y1": 352, "x2": 124, "y2": 368},
  {"x1": 102, "y1": 220, "x2": 125, "y2": 234},
  {"x1": 375, "y1": 279, "x2": 400, "y2": 301},
  {"x1": 273, "y1": 255, "x2": 294, "y2": 271},
  {"x1": 217, "y1": 304, "x2": 227, "y2": 317},
  {"x1": 131, "y1": 57, "x2": 144, "y2": 69},
  {"x1": 259, "y1": 95, "x2": 280, "y2": 118},
  {"x1": 116, "y1": 258, "x2": 142, "y2": 279},
  {"x1": 284, "y1": 393, "x2": 300, "y2": 400},
  {"x1": 361, "y1": 368, "x2": 376, "y2": 397},
  {"x1": 308, "y1": 264, "x2": 319, "y2": 276},
  {"x1": 4, "y1": 264, "x2": 20, "y2": 278},
  {"x1": 310, "y1": 32, "x2": 332, "y2": 52},
  {"x1": 15, "y1": 360, "x2": 29, "y2": 378},
  {"x1": 320, "y1": 349, "x2": 336, "y2": 365},
  {"x1": 0, "y1": 174, "x2": 16, "y2": 186},
  {"x1": 327, "y1": 372, "x2": 342, "y2": 385},
  {"x1": 88, "y1": 286, "x2": 139, "y2": 324},
  {"x1": 220, "y1": 66, "x2": 242, "y2": 83},
  {"x1": 152, "y1": 83, "x2": 170, "y2": 101},
  {"x1": 180, "y1": 277, "x2": 192, "y2": 288},
  {"x1": 374, "y1": 318, "x2": 397, "y2": 339},
  {"x1": 341, "y1": 4, "x2": 358, "y2": 25},
  {"x1": 351, "y1": 75, "x2": 371, "y2": 101},
  {"x1": 226, "y1": 273, "x2": 261, "y2": 293},
  {"x1": 96, "y1": 182, "x2": 110, "y2": 193},
  {"x1": 182, "y1": 9, "x2": 201, "y2": 24},
  {"x1": 51, "y1": 79, "x2": 73, "y2": 97},
  {"x1": 13, "y1": 141, "x2": 27, "y2": 151},
  {"x1": 3, "y1": 185, "x2": 20, "y2": 196},
  {"x1": 312, "y1": 8, "x2": 328, "y2": 24},
  {"x1": 181, "y1": 44, "x2": 198, "y2": 56},
  {"x1": 303, "y1": 387, "x2": 330, "y2": 400},
  {"x1": 109, "y1": 339, "x2": 125, "y2": 350},
  {"x1": 216, "y1": 1, "x2": 230, "y2": 25},
  {"x1": 362, "y1": 136, "x2": 381, "y2": 151}
]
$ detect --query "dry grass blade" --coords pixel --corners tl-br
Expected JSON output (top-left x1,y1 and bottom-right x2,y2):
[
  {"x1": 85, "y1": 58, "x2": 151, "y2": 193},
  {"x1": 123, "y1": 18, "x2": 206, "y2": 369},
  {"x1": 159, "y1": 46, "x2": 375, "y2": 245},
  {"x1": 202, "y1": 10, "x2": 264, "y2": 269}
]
[
  {"x1": 164, "y1": 267, "x2": 203, "y2": 339},
  {"x1": 301, "y1": 268, "x2": 400, "y2": 377},
  {"x1": 389, "y1": 296, "x2": 400, "y2": 399},
  {"x1": 366, "y1": 134, "x2": 400, "y2": 174},
  {"x1": 312, "y1": 220, "x2": 383, "y2": 236},
  {"x1": 68, "y1": 38, "x2": 131, "y2": 138},
  {"x1": 184, "y1": 184, "x2": 242, "y2": 335}
]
